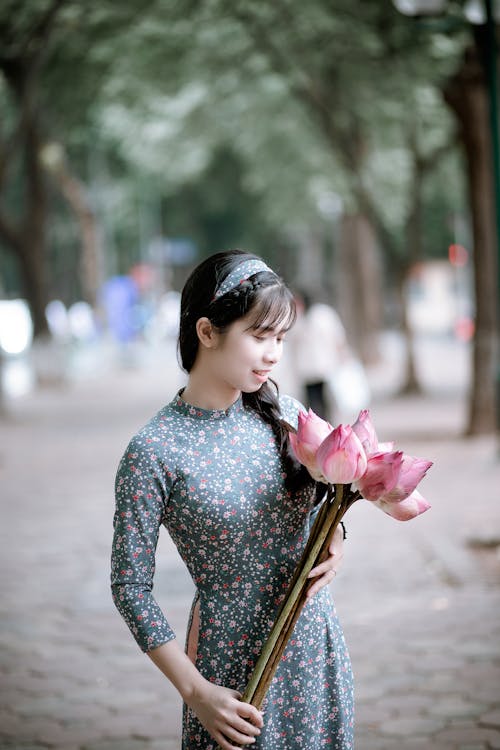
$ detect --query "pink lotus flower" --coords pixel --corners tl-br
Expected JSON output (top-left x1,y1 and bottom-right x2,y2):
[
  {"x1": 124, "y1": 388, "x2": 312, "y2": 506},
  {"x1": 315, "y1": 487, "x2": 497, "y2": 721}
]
[
  {"x1": 288, "y1": 407, "x2": 432, "y2": 520},
  {"x1": 377, "y1": 454, "x2": 433, "y2": 503},
  {"x1": 377, "y1": 441, "x2": 395, "y2": 453},
  {"x1": 289, "y1": 409, "x2": 332, "y2": 481},
  {"x1": 373, "y1": 489, "x2": 431, "y2": 521},
  {"x1": 356, "y1": 450, "x2": 404, "y2": 501},
  {"x1": 242, "y1": 409, "x2": 433, "y2": 711},
  {"x1": 352, "y1": 409, "x2": 378, "y2": 455},
  {"x1": 316, "y1": 424, "x2": 368, "y2": 484}
]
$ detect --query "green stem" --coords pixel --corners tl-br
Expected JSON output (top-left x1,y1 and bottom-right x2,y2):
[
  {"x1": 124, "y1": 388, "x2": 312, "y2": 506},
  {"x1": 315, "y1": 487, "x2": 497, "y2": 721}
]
[
  {"x1": 241, "y1": 483, "x2": 346, "y2": 706},
  {"x1": 249, "y1": 492, "x2": 352, "y2": 708}
]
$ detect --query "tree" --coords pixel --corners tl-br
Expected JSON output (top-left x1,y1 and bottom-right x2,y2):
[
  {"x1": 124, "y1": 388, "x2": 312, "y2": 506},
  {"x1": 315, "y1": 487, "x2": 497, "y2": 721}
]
[
  {"x1": 0, "y1": 0, "x2": 66, "y2": 335},
  {"x1": 211, "y1": 2, "x2": 458, "y2": 368},
  {"x1": 99, "y1": 0, "x2": 461, "y2": 367},
  {"x1": 4, "y1": 0, "x2": 488, "y2": 436},
  {"x1": 444, "y1": 41, "x2": 498, "y2": 434},
  {"x1": 0, "y1": 0, "x2": 144, "y2": 333}
]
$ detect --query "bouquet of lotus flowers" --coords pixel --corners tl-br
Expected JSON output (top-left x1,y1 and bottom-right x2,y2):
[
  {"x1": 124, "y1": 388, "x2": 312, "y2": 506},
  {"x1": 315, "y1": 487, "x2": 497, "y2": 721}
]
[{"x1": 241, "y1": 408, "x2": 432, "y2": 710}]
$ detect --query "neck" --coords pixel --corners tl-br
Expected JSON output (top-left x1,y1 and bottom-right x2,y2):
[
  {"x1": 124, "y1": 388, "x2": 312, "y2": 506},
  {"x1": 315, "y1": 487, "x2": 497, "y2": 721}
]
[{"x1": 182, "y1": 369, "x2": 241, "y2": 411}]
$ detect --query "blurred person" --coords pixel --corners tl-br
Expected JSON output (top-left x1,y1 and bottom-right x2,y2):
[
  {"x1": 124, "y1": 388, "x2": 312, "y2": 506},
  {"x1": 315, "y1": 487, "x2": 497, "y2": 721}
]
[
  {"x1": 100, "y1": 275, "x2": 139, "y2": 345},
  {"x1": 111, "y1": 250, "x2": 353, "y2": 749},
  {"x1": 290, "y1": 289, "x2": 348, "y2": 422}
]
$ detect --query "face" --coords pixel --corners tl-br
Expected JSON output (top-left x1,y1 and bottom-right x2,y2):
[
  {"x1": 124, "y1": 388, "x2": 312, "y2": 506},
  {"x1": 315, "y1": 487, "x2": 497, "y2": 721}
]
[{"x1": 209, "y1": 310, "x2": 288, "y2": 396}]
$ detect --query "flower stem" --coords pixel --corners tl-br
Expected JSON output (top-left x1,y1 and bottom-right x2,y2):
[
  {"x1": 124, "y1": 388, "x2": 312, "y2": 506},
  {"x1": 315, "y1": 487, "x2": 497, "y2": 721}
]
[{"x1": 241, "y1": 483, "x2": 348, "y2": 708}]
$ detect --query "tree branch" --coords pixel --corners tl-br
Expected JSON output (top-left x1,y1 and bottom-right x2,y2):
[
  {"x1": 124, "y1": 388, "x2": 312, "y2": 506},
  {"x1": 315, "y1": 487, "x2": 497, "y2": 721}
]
[
  {"x1": 20, "y1": 0, "x2": 67, "y2": 63},
  {"x1": 229, "y1": 2, "x2": 336, "y2": 130},
  {"x1": 226, "y1": 1, "x2": 402, "y2": 267}
]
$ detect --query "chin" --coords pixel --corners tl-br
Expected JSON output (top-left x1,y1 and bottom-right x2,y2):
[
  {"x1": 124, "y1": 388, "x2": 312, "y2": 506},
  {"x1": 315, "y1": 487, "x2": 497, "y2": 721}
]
[{"x1": 247, "y1": 383, "x2": 266, "y2": 394}]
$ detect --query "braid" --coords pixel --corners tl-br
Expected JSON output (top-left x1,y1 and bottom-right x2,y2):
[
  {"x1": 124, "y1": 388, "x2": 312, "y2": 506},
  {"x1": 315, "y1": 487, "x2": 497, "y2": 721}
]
[{"x1": 243, "y1": 381, "x2": 313, "y2": 494}]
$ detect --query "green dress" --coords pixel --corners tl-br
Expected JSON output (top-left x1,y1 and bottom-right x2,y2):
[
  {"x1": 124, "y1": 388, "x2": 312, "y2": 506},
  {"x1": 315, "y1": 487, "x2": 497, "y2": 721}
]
[{"x1": 111, "y1": 391, "x2": 354, "y2": 749}]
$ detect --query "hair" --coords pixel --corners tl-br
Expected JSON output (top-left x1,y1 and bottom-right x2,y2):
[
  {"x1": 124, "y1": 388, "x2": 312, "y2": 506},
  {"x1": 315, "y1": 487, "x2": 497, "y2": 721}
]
[{"x1": 178, "y1": 249, "x2": 312, "y2": 493}]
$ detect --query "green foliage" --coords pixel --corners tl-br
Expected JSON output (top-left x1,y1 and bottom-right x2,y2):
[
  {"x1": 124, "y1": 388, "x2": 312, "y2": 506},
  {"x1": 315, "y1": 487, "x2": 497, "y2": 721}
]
[{"x1": 0, "y1": 0, "x2": 471, "y2": 302}]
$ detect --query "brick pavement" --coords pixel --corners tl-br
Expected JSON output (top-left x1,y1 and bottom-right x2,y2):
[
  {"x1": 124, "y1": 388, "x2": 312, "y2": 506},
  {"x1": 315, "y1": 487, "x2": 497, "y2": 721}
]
[{"x1": 0, "y1": 337, "x2": 499, "y2": 749}]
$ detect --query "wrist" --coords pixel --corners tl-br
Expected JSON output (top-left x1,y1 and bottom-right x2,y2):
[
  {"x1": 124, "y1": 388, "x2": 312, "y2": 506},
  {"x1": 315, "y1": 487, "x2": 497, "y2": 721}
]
[
  {"x1": 179, "y1": 671, "x2": 209, "y2": 705},
  {"x1": 147, "y1": 640, "x2": 208, "y2": 704}
]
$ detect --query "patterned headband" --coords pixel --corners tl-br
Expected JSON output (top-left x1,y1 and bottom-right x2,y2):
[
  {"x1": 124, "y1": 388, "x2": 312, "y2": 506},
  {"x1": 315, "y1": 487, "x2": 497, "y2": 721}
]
[{"x1": 213, "y1": 259, "x2": 275, "y2": 300}]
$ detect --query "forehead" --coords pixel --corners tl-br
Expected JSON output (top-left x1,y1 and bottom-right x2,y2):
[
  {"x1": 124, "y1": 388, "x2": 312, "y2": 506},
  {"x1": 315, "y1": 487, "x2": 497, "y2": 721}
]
[
  {"x1": 247, "y1": 316, "x2": 290, "y2": 334},
  {"x1": 244, "y1": 286, "x2": 296, "y2": 332}
]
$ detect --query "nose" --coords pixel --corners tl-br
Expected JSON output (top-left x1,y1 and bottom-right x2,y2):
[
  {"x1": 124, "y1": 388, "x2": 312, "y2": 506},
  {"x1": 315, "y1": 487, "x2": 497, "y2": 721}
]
[{"x1": 263, "y1": 338, "x2": 281, "y2": 364}]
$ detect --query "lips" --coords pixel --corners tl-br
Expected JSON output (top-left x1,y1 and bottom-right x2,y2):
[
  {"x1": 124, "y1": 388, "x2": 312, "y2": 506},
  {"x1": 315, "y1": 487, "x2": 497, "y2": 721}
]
[{"x1": 253, "y1": 369, "x2": 271, "y2": 382}]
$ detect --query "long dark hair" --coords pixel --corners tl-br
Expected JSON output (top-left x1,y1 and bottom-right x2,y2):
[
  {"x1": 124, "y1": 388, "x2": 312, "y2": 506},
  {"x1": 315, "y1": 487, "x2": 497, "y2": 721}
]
[{"x1": 178, "y1": 249, "x2": 311, "y2": 493}]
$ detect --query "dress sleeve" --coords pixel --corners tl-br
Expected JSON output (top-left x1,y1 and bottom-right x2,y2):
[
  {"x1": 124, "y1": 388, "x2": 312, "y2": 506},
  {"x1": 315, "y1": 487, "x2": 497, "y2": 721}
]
[
  {"x1": 111, "y1": 434, "x2": 176, "y2": 652},
  {"x1": 279, "y1": 393, "x2": 306, "y2": 430}
]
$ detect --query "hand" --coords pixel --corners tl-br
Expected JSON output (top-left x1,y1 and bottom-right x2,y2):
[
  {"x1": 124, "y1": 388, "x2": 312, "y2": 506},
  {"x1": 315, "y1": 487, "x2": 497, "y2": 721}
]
[
  {"x1": 306, "y1": 522, "x2": 345, "y2": 599},
  {"x1": 188, "y1": 679, "x2": 264, "y2": 749}
]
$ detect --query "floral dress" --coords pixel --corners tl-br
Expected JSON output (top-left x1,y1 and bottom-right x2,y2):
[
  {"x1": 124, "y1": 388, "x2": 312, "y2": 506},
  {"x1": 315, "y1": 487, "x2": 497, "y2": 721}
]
[{"x1": 111, "y1": 391, "x2": 354, "y2": 749}]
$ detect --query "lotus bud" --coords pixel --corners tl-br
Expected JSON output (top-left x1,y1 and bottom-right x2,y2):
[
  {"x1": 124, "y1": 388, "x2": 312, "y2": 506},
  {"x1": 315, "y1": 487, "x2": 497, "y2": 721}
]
[
  {"x1": 356, "y1": 450, "x2": 404, "y2": 501},
  {"x1": 289, "y1": 409, "x2": 332, "y2": 481},
  {"x1": 374, "y1": 490, "x2": 431, "y2": 521},
  {"x1": 352, "y1": 409, "x2": 379, "y2": 455},
  {"x1": 316, "y1": 424, "x2": 368, "y2": 485},
  {"x1": 379, "y1": 454, "x2": 433, "y2": 503}
]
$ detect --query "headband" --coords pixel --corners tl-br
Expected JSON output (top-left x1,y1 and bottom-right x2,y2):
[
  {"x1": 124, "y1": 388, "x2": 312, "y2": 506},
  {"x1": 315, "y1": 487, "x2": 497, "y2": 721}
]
[{"x1": 212, "y1": 259, "x2": 275, "y2": 300}]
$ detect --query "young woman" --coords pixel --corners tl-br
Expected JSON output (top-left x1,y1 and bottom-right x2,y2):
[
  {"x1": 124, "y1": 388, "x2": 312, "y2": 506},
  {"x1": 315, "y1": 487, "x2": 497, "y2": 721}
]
[{"x1": 111, "y1": 250, "x2": 354, "y2": 749}]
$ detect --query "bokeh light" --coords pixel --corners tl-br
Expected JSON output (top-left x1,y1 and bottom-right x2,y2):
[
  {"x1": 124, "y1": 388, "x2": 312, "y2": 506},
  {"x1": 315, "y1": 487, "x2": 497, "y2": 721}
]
[{"x1": 0, "y1": 299, "x2": 34, "y2": 355}]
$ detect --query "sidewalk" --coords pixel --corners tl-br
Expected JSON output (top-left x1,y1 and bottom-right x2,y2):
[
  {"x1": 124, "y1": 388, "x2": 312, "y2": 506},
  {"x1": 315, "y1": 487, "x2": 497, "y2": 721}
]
[{"x1": 0, "y1": 336, "x2": 499, "y2": 750}]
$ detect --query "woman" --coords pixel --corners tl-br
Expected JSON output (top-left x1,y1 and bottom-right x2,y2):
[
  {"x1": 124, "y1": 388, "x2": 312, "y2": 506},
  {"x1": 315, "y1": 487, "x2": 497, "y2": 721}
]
[{"x1": 111, "y1": 250, "x2": 354, "y2": 749}]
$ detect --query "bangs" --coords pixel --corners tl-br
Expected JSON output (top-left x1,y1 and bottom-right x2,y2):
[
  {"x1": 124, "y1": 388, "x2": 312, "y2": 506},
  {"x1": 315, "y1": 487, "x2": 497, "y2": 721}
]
[{"x1": 245, "y1": 283, "x2": 296, "y2": 333}]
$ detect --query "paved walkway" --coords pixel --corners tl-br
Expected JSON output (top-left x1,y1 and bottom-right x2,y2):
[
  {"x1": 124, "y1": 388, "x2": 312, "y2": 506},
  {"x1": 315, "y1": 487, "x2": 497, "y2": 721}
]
[{"x1": 0, "y1": 336, "x2": 499, "y2": 749}]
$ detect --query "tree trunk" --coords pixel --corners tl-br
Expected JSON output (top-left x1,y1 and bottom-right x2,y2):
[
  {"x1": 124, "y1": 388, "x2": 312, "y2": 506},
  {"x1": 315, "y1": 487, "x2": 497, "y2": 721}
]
[
  {"x1": 23, "y1": 115, "x2": 49, "y2": 335},
  {"x1": 16, "y1": 236, "x2": 49, "y2": 336},
  {"x1": 444, "y1": 46, "x2": 498, "y2": 435},
  {"x1": 0, "y1": 69, "x2": 50, "y2": 337},
  {"x1": 43, "y1": 145, "x2": 104, "y2": 306},
  {"x1": 0, "y1": 125, "x2": 50, "y2": 337},
  {"x1": 0, "y1": 0, "x2": 66, "y2": 338},
  {"x1": 336, "y1": 212, "x2": 382, "y2": 365},
  {"x1": 398, "y1": 270, "x2": 421, "y2": 394},
  {"x1": 399, "y1": 133, "x2": 426, "y2": 396}
]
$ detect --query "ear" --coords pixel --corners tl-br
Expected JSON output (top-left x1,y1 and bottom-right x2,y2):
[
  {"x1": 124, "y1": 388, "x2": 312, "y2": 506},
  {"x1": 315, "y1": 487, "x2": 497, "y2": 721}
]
[{"x1": 195, "y1": 317, "x2": 219, "y2": 349}]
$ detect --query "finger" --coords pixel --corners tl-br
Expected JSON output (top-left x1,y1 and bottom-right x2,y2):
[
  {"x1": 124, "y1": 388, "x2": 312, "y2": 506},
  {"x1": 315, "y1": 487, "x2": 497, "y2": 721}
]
[
  {"x1": 306, "y1": 569, "x2": 337, "y2": 598},
  {"x1": 229, "y1": 716, "x2": 262, "y2": 738},
  {"x1": 218, "y1": 725, "x2": 259, "y2": 746},
  {"x1": 308, "y1": 560, "x2": 335, "y2": 578},
  {"x1": 237, "y1": 702, "x2": 264, "y2": 728}
]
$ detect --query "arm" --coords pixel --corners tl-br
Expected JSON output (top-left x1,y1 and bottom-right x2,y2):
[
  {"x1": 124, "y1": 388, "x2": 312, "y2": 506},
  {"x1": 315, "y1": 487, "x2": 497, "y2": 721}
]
[
  {"x1": 111, "y1": 437, "x2": 175, "y2": 651},
  {"x1": 148, "y1": 640, "x2": 263, "y2": 749},
  {"x1": 111, "y1": 436, "x2": 262, "y2": 748}
]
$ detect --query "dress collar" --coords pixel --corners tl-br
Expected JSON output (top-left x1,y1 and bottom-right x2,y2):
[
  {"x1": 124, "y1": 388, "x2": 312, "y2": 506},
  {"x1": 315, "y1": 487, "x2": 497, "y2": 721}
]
[{"x1": 169, "y1": 389, "x2": 244, "y2": 420}]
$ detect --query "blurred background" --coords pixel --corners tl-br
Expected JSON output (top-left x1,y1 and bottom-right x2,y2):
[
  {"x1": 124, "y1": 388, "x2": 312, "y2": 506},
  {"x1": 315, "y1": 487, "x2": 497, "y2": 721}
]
[
  {"x1": 1, "y1": 0, "x2": 498, "y2": 428},
  {"x1": 1, "y1": 1, "x2": 499, "y2": 749}
]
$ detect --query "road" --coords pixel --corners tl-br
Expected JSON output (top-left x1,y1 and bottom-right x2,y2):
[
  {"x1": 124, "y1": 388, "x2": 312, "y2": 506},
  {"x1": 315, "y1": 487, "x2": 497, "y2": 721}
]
[{"x1": 0, "y1": 334, "x2": 499, "y2": 749}]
